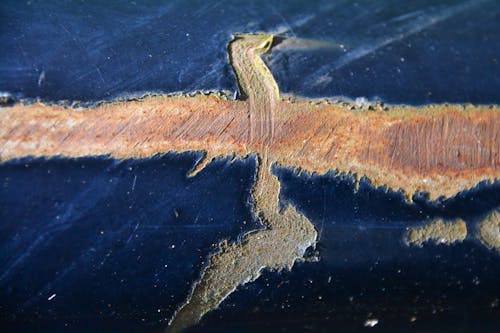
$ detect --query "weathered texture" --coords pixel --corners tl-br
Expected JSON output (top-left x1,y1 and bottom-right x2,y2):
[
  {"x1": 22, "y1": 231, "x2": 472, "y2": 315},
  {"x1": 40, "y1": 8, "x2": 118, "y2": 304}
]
[
  {"x1": 1, "y1": 101, "x2": 498, "y2": 200},
  {"x1": 228, "y1": 34, "x2": 279, "y2": 145},
  {"x1": 405, "y1": 218, "x2": 467, "y2": 246},
  {"x1": 168, "y1": 157, "x2": 316, "y2": 331},
  {"x1": 476, "y1": 210, "x2": 500, "y2": 252},
  {"x1": 0, "y1": 95, "x2": 249, "y2": 161},
  {"x1": 167, "y1": 34, "x2": 317, "y2": 332},
  {"x1": 271, "y1": 102, "x2": 500, "y2": 200}
]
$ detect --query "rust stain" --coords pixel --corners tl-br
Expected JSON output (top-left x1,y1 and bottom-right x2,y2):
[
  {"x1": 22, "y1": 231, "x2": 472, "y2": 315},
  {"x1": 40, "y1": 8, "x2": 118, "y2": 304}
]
[
  {"x1": 168, "y1": 34, "x2": 317, "y2": 332},
  {"x1": 1, "y1": 98, "x2": 498, "y2": 199}
]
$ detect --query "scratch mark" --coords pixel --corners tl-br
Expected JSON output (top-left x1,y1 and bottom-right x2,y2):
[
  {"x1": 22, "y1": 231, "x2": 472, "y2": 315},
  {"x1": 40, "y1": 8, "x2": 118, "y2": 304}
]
[
  {"x1": 132, "y1": 175, "x2": 137, "y2": 192},
  {"x1": 308, "y1": 0, "x2": 484, "y2": 86},
  {"x1": 37, "y1": 70, "x2": 46, "y2": 87}
]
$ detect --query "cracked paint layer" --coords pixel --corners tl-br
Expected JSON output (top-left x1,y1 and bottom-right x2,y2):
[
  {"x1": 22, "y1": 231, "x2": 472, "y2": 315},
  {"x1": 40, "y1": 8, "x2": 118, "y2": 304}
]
[
  {"x1": 405, "y1": 218, "x2": 467, "y2": 247},
  {"x1": 1, "y1": 32, "x2": 500, "y2": 331}
]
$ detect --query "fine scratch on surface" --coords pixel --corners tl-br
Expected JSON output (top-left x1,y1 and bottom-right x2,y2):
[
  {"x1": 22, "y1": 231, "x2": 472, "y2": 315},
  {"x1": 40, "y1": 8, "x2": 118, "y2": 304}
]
[{"x1": 307, "y1": 0, "x2": 486, "y2": 86}]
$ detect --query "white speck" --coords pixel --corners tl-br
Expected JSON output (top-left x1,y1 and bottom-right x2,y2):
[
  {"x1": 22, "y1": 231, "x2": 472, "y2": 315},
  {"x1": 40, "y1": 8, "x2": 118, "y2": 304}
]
[
  {"x1": 400, "y1": 57, "x2": 405, "y2": 62},
  {"x1": 364, "y1": 318, "x2": 379, "y2": 327},
  {"x1": 48, "y1": 293, "x2": 56, "y2": 301},
  {"x1": 355, "y1": 97, "x2": 368, "y2": 107},
  {"x1": 171, "y1": 244, "x2": 175, "y2": 249},
  {"x1": 186, "y1": 33, "x2": 190, "y2": 37},
  {"x1": 157, "y1": 308, "x2": 161, "y2": 313}
]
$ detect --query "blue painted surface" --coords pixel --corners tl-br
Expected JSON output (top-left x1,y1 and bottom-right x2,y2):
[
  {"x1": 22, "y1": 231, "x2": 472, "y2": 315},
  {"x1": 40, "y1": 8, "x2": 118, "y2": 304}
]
[
  {"x1": 0, "y1": 1, "x2": 499, "y2": 332},
  {"x1": 195, "y1": 168, "x2": 500, "y2": 332},
  {"x1": 0, "y1": 154, "x2": 259, "y2": 332},
  {"x1": 0, "y1": 0, "x2": 499, "y2": 104}
]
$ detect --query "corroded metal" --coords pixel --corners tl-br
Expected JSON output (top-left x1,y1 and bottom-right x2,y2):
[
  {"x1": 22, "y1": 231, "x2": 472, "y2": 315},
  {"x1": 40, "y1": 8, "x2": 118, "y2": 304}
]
[{"x1": 0, "y1": 33, "x2": 499, "y2": 331}]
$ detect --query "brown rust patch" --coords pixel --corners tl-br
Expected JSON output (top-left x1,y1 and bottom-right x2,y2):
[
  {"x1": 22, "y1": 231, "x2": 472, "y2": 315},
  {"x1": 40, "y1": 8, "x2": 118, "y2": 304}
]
[
  {"x1": 381, "y1": 110, "x2": 499, "y2": 173},
  {"x1": 405, "y1": 218, "x2": 467, "y2": 246},
  {"x1": 270, "y1": 102, "x2": 500, "y2": 199},
  {"x1": 0, "y1": 95, "x2": 250, "y2": 161}
]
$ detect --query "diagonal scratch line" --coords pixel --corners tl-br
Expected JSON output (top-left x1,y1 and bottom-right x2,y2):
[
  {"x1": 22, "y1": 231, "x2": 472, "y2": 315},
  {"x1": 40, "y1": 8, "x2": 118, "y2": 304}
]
[{"x1": 308, "y1": 0, "x2": 486, "y2": 86}]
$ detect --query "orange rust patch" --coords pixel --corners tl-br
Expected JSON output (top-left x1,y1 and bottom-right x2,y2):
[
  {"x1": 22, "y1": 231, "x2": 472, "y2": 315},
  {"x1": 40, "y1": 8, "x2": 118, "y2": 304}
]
[
  {"x1": 0, "y1": 95, "x2": 250, "y2": 160},
  {"x1": 376, "y1": 109, "x2": 499, "y2": 173},
  {"x1": 270, "y1": 101, "x2": 500, "y2": 199},
  {"x1": 1, "y1": 98, "x2": 499, "y2": 200}
]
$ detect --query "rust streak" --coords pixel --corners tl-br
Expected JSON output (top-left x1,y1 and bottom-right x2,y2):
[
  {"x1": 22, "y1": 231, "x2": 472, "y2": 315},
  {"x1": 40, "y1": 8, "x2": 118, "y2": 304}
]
[{"x1": 1, "y1": 99, "x2": 499, "y2": 199}]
